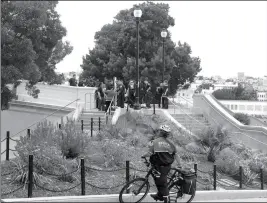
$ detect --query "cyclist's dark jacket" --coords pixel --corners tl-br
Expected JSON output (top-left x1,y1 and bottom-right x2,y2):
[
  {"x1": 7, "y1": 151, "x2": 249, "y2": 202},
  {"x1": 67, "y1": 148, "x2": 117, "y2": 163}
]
[{"x1": 148, "y1": 137, "x2": 176, "y2": 166}]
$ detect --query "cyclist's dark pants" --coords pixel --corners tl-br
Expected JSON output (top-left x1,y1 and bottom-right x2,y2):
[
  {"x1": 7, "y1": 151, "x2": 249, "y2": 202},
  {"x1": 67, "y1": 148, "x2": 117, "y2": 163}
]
[{"x1": 152, "y1": 164, "x2": 171, "y2": 197}]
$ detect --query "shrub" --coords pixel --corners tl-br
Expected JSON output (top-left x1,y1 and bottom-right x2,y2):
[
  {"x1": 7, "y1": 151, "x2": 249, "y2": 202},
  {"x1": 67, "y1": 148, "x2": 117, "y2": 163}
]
[
  {"x1": 216, "y1": 148, "x2": 240, "y2": 175},
  {"x1": 233, "y1": 113, "x2": 250, "y2": 125},
  {"x1": 55, "y1": 118, "x2": 90, "y2": 159},
  {"x1": 101, "y1": 139, "x2": 128, "y2": 167},
  {"x1": 195, "y1": 126, "x2": 232, "y2": 162},
  {"x1": 126, "y1": 131, "x2": 149, "y2": 148},
  {"x1": 15, "y1": 120, "x2": 80, "y2": 184},
  {"x1": 248, "y1": 152, "x2": 267, "y2": 183},
  {"x1": 216, "y1": 148, "x2": 258, "y2": 184},
  {"x1": 230, "y1": 143, "x2": 253, "y2": 160},
  {"x1": 172, "y1": 129, "x2": 193, "y2": 147}
]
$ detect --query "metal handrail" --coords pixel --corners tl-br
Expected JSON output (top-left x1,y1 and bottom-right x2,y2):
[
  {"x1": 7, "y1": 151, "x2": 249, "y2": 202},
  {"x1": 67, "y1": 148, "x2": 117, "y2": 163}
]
[
  {"x1": 106, "y1": 95, "x2": 116, "y2": 116},
  {"x1": 167, "y1": 98, "x2": 207, "y2": 126},
  {"x1": 10, "y1": 99, "x2": 80, "y2": 138},
  {"x1": 173, "y1": 95, "x2": 221, "y2": 126}
]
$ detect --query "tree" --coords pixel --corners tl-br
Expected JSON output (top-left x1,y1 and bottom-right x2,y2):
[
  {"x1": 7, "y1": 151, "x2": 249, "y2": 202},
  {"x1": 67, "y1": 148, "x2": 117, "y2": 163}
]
[
  {"x1": 213, "y1": 83, "x2": 257, "y2": 101},
  {"x1": 69, "y1": 77, "x2": 77, "y2": 86},
  {"x1": 48, "y1": 73, "x2": 65, "y2": 85},
  {"x1": 80, "y1": 2, "x2": 201, "y2": 94},
  {"x1": 1, "y1": 1, "x2": 72, "y2": 110},
  {"x1": 199, "y1": 83, "x2": 214, "y2": 90},
  {"x1": 79, "y1": 74, "x2": 100, "y2": 87},
  {"x1": 212, "y1": 89, "x2": 236, "y2": 100}
]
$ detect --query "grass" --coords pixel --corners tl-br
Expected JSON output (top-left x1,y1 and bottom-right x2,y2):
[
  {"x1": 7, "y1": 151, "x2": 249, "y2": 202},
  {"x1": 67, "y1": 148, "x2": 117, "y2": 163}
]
[{"x1": 1, "y1": 112, "x2": 266, "y2": 199}]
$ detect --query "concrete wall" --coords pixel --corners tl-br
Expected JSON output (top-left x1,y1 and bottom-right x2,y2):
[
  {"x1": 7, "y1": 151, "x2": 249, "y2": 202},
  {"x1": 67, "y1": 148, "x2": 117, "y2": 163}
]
[
  {"x1": 1, "y1": 101, "x2": 74, "y2": 139},
  {"x1": 16, "y1": 81, "x2": 96, "y2": 110},
  {"x1": 193, "y1": 94, "x2": 267, "y2": 153}
]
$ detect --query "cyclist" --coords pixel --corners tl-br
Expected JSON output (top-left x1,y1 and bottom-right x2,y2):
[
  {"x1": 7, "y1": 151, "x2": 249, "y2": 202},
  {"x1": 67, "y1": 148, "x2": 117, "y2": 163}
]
[{"x1": 141, "y1": 124, "x2": 182, "y2": 202}]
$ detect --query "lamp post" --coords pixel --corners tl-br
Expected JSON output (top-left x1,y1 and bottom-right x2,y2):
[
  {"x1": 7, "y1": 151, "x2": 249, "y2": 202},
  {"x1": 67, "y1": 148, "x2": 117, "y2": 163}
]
[
  {"x1": 133, "y1": 8, "x2": 142, "y2": 110},
  {"x1": 161, "y1": 29, "x2": 167, "y2": 82}
]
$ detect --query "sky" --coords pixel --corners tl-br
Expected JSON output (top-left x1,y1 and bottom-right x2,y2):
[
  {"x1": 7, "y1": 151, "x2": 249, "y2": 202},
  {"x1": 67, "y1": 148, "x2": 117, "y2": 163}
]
[{"x1": 55, "y1": 1, "x2": 267, "y2": 79}]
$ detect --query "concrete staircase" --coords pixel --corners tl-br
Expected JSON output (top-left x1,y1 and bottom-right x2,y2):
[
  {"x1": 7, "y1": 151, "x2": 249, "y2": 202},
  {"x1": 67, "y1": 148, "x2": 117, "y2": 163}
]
[
  {"x1": 170, "y1": 113, "x2": 210, "y2": 134},
  {"x1": 77, "y1": 109, "x2": 114, "y2": 131}
]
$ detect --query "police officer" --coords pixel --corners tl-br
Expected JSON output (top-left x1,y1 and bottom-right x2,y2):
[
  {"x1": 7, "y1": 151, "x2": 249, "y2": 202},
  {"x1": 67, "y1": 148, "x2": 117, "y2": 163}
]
[{"x1": 142, "y1": 125, "x2": 182, "y2": 202}]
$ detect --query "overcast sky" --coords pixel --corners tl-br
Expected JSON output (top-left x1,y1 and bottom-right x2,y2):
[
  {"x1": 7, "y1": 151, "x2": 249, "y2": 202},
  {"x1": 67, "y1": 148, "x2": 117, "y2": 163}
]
[{"x1": 55, "y1": 1, "x2": 267, "y2": 78}]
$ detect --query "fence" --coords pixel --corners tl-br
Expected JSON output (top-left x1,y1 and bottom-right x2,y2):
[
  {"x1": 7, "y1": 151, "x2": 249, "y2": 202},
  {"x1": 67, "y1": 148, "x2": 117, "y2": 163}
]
[
  {"x1": 80, "y1": 117, "x2": 103, "y2": 137},
  {"x1": 1, "y1": 117, "x2": 106, "y2": 161},
  {"x1": 1, "y1": 155, "x2": 265, "y2": 198}
]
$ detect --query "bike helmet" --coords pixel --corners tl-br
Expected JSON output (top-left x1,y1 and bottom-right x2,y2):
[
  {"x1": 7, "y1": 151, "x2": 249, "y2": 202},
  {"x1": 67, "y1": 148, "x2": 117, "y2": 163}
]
[{"x1": 159, "y1": 124, "x2": 171, "y2": 133}]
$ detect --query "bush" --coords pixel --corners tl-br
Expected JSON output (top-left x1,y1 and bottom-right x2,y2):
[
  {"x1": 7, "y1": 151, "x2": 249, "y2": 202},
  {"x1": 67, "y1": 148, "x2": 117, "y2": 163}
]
[
  {"x1": 55, "y1": 118, "x2": 90, "y2": 159},
  {"x1": 101, "y1": 139, "x2": 128, "y2": 168},
  {"x1": 195, "y1": 126, "x2": 232, "y2": 162},
  {"x1": 126, "y1": 131, "x2": 149, "y2": 148},
  {"x1": 15, "y1": 120, "x2": 80, "y2": 185},
  {"x1": 248, "y1": 152, "x2": 267, "y2": 183},
  {"x1": 233, "y1": 113, "x2": 250, "y2": 125},
  {"x1": 230, "y1": 143, "x2": 253, "y2": 160},
  {"x1": 171, "y1": 129, "x2": 193, "y2": 147},
  {"x1": 216, "y1": 148, "x2": 240, "y2": 174},
  {"x1": 216, "y1": 148, "x2": 258, "y2": 184}
]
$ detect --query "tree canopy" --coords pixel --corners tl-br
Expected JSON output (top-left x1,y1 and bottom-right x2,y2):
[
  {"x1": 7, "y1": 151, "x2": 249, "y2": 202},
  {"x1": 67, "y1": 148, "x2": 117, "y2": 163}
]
[
  {"x1": 212, "y1": 84, "x2": 257, "y2": 101},
  {"x1": 1, "y1": 1, "x2": 73, "y2": 110},
  {"x1": 80, "y1": 1, "x2": 201, "y2": 95}
]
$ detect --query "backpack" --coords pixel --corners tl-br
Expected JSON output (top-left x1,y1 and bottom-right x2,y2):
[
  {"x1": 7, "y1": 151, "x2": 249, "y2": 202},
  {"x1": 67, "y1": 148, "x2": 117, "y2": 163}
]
[{"x1": 150, "y1": 152, "x2": 174, "y2": 166}]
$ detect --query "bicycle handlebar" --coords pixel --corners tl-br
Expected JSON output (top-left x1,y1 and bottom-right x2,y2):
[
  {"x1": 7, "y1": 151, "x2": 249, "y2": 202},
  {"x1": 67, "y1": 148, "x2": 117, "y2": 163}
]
[{"x1": 141, "y1": 157, "x2": 150, "y2": 167}]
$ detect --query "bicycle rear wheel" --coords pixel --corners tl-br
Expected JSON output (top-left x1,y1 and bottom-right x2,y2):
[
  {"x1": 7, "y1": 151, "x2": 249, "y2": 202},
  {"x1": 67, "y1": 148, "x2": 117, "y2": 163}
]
[
  {"x1": 168, "y1": 182, "x2": 195, "y2": 203},
  {"x1": 119, "y1": 178, "x2": 150, "y2": 203}
]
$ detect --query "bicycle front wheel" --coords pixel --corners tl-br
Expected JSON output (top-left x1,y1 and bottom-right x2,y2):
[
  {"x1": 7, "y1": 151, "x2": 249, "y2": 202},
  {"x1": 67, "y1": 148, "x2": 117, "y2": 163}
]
[
  {"x1": 168, "y1": 182, "x2": 195, "y2": 203},
  {"x1": 119, "y1": 178, "x2": 150, "y2": 203}
]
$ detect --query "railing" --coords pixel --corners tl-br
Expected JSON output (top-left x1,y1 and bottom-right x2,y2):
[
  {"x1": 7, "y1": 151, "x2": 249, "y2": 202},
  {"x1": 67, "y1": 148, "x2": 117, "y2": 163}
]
[
  {"x1": 1, "y1": 155, "x2": 265, "y2": 199},
  {"x1": 167, "y1": 98, "x2": 208, "y2": 127},
  {"x1": 167, "y1": 98, "x2": 209, "y2": 136},
  {"x1": 105, "y1": 95, "x2": 116, "y2": 124},
  {"x1": 1, "y1": 99, "x2": 80, "y2": 159},
  {"x1": 174, "y1": 95, "x2": 221, "y2": 127}
]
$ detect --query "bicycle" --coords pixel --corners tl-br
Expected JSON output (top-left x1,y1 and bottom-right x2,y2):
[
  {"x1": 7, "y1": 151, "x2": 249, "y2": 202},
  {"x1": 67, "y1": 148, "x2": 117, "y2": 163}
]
[{"x1": 119, "y1": 157, "x2": 196, "y2": 203}]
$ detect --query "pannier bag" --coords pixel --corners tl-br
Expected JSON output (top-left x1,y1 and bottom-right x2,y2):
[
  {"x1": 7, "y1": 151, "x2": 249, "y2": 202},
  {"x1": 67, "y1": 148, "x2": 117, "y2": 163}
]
[{"x1": 181, "y1": 170, "x2": 197, "y2": 195}]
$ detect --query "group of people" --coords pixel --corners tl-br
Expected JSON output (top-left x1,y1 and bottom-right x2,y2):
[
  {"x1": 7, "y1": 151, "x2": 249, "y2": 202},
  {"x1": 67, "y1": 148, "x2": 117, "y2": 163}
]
[
  {"x1": 94, "y1": 77, "x2": 170, "y2": 112},
  {"x1": 126, "y1": 78, "x2": 153, "y2": 108}
]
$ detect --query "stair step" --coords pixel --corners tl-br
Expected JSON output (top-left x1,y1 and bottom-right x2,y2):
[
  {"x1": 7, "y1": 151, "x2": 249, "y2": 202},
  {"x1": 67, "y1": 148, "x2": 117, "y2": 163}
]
[
  {"x1": 173, "y1": 117, "x2": 206, "y2": 121},
  {"x1": 171, "y1": 114, "x2": 204, "y2": 118}
]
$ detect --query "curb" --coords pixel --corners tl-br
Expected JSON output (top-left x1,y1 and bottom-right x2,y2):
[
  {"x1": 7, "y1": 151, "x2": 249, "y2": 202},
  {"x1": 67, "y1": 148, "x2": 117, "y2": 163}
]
[{"x1": 2, "y1": 190, "x2": 267, "y2": 202}]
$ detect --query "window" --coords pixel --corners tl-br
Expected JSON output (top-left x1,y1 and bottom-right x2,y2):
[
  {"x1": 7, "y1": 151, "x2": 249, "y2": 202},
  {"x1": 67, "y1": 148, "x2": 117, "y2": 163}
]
[
  {"x1": 239, "y1": 105, "x2": 245, "y2": 110},
  {"x1": 231, "y1": 105, "x2": 234, "y2": 110}
]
